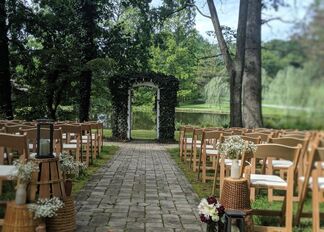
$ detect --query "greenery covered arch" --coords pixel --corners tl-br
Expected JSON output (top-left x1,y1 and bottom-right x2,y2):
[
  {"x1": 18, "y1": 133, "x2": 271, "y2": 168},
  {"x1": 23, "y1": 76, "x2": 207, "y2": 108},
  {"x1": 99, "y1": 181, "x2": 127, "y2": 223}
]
[{"x1": 109, "y1": 72, "x2": 179, "y2": 142}]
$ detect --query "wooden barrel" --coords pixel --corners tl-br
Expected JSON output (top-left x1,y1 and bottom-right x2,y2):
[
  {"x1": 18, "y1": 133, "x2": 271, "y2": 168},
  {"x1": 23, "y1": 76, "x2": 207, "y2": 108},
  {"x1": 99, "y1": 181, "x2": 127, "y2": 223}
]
[
  {"x1": 2, "y1": 201, "x2": 36, "y2": 232},
  {"x1": 46, "y1": 196, "x2": 76, "y2": 232},
  {"x1": 28, "y1": 157, "x2": 66, "y2": 202}
]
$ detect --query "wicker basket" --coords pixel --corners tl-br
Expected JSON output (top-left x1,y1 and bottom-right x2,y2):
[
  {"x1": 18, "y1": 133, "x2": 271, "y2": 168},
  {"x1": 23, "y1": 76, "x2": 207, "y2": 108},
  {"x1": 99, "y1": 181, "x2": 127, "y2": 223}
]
[
  {"x1": 2, "y1": 201, "x2": 36, "y2": 232},
  {"x1": 45, "y1": 196, "x2": 76, "y2": 232},
  {"x1": 220, "y1": 177, "x2": 251, "y2": 211},
  {"x1": 220, "y1": 177, "x2": 254, "y2": 232}
]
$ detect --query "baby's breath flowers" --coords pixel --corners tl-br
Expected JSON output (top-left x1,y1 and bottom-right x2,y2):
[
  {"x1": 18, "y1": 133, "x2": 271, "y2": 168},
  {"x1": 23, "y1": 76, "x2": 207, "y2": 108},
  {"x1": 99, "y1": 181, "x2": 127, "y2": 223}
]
[
  {"x1": 218, "y1": 135, "x2": 257, "y2": 160},
  {"x1": 59, "y1": 153, "x2": 87, "y2": 177},
  {"x1": 28, "y1": 197, "x2": 64, "y2": 219},
  {"x1": 11, "y1": 159, "x2": 39, "y2": 183}
]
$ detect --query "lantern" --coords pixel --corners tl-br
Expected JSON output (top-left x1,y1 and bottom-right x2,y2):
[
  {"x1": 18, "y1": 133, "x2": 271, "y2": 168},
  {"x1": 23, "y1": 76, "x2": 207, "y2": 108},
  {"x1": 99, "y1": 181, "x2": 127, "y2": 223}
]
[
  {"x1": 36, "y1": 120, "x2": 54, "y2": 159},
  {"x1": 224, "y1": 210, "x2": 246, "y2": 232}
]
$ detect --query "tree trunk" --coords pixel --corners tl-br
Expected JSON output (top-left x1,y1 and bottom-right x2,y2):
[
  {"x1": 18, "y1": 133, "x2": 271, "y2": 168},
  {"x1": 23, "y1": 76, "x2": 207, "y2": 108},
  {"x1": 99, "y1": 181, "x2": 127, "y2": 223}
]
[
  {"x1": 242, "y1": 0, "x2": 263, "y2": 128},
  {"x1": 0, "y1": 0, "x2": 13, "y2": 119},
  {"x1": 79, "y1": 70, "x2": 92, "y2": 122},
  {"x1": 207, "y1": 0, "x2": 247, "y2": 127},
  {"x1": 79, "y1": 0, "x2": 97, "y2": 122},
  {"x1": 46, "y1": 70, "x2": 59, "y2": 120}
]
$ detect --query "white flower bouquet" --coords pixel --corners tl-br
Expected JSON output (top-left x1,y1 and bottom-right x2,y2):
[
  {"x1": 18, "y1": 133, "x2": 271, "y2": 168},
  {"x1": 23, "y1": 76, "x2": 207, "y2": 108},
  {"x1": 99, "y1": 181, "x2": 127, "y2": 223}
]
[
  {"x1": 59, "y1": 153, "x2": 87, "y2": 177},
  {"x1": 198, "y1": 196, "x2": 225, "y2": 224},
  {"x1": 28, "y1": 197, "x2": 64, "y2": 219},
  {"x1": 12, "y1": 159, "x2": 39, "y2": 184},
  {"x1": 218, "y1": 135, "x2": 257, "y2": 160}
]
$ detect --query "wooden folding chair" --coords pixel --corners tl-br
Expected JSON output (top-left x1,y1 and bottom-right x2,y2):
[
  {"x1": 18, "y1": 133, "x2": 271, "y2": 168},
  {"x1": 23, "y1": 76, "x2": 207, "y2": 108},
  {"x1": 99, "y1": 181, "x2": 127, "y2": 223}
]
[
  {"x1": 295, "y1": 137, "x2": 324, "y2": 226},
  {"x1": 244, "y1": 132, "x2": 272, "y2": 143},
  {"x1": 190, "y1": 128, "x2": 204, "y2": 171},
  {"x1": 84, "y1": 122, "x2": 100, "y2": 160},
  {"x1": 20, "y1": 128, "x2": 63, "y2": 156},
  {"x1": 310, "y1": 158, "x2": 324, "y2": 232},
  {"x1": 245, "y1": 143, "x2": 302, "y2": 232},
  {"x1": 61, "y1": 124, "x2": 82, "y2": 162},
  {"x1": 0, "y1": 133, "x2": 29, "y2": 194},
  {"x1": 197, "y1": 130, "x2": 223, "y2": 183},
  {"x1": 266, "y1": 136, "x2": 310, "y2": 202},
  {"x1": 180, "y1": 126, "x2": 195, "y2": 162}
]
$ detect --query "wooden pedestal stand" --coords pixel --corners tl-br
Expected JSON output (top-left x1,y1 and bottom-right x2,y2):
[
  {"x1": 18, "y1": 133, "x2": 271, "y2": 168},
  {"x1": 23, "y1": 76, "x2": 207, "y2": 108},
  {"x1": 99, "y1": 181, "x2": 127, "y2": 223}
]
[{"x1": 28, "y1": 157, "x2": 66, "y2": 201}]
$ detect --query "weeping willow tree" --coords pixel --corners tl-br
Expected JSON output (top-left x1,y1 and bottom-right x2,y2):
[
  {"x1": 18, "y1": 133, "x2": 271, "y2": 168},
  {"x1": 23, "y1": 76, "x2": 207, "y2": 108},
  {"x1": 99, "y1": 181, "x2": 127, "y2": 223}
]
[{"x1": 204, "y1": 72, "x2": 229, "y2": 110}]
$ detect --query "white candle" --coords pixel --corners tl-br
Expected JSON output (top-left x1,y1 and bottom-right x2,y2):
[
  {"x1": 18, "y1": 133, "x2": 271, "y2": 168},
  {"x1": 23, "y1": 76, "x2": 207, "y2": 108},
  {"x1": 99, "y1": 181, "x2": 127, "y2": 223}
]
[{"x1": 40, "y1": 139, "x2": 50, "y2": 156}]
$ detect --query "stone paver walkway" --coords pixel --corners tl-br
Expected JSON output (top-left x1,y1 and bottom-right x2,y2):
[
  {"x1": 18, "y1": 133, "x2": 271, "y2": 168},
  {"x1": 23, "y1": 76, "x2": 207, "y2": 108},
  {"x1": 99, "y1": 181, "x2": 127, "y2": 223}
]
[{"x1": 75, "y1": 142, "x2": 205, "y2": 232}]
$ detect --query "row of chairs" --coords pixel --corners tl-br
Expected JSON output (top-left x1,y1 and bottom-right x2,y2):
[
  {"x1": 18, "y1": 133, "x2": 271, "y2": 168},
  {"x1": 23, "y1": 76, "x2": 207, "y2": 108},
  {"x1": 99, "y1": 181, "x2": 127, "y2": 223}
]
[
  {"x1": 179, "y1": 126, "x2": 324, "y2": 232},
  {"x1": 0, "y1": 120, "x2": 104, "y2": 193}
]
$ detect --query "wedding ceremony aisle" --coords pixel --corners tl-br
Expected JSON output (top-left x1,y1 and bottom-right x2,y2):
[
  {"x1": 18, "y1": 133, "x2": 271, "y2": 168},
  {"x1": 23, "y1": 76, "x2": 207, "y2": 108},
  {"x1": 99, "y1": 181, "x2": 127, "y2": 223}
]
[{"x1": 75, "y1": 142, "x2": 205, "y2": 232}]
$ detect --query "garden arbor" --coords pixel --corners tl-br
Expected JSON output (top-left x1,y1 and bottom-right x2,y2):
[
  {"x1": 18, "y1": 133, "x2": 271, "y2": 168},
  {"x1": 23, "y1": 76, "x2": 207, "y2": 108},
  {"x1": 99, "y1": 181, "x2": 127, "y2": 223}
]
[{"x1": 109, "y1": 73, "x2": 179, "y2": 142}]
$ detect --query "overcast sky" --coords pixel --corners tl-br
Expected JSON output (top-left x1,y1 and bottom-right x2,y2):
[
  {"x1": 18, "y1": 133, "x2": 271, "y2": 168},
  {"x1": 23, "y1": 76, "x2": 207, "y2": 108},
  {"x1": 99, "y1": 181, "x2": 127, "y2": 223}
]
[{"x1": 151, "y1": 0, "x2": 313, "y2": 42}]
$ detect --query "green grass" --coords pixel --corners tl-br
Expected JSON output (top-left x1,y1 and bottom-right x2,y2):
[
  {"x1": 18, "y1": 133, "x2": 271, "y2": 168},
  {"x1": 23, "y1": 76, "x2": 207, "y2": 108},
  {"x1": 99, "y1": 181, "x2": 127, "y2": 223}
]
[
  {"x1": 104, "y1": 129, "x2": 180, "y2": 141},
  {"x1": 168, "y1": 147, "x2": 214, "y2": 199},
  {"x1": 72, "y1": 145, "x2": 119, "y2": 195},
  {"x1": 167, "y1": 147, "x2": 322, "y2": 232},
  {"x1": 177, "y1": 103, "x2": 312, "y2": 117}
]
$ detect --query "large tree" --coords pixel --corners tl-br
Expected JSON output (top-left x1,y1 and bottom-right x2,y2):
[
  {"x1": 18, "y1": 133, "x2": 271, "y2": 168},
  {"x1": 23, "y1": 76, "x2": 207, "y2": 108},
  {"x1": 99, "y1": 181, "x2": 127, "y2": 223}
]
[
  {"x1": 206, "y1": 0, "x2": 249, "y2": 127},
  {"x1": 79, "y1": 0, "x2": 98, "y2": 122},
  {"x1": 242, "y1": 0, "x2": 263, "y2": 128},
  {"x1": 0, "y1": 0, "x2": 13, "y2": 119}
]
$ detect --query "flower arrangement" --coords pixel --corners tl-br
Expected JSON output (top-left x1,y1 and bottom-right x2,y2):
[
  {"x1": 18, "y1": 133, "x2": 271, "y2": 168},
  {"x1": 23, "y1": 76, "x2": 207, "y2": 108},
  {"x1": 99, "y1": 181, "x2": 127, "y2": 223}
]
[
  {"x1": 198, "y1": 196, "x2": 225, "y2": 224},
  {"x1": 11, "y1": 159, "x2": 39, "y2": 184},
  {"x1": 59, "y1": 153, "x2": 87, "y2": 177},
  {"x1": 218, "y1": 135, "x2": 257, "y2": 160},
  {"x1": 28, "y1": 197, "x2": 64, "y2": 219}
]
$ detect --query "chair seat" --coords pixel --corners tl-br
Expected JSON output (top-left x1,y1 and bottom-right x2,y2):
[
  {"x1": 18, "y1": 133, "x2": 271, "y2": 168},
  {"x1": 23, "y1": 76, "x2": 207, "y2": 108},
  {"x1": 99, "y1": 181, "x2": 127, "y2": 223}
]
[
  {"x1": 314, "y1": 161, "x2": 324, "y2": 169},
  {"x1": 0, "y1": 165, "x2": 17, "y2": 180},
  {"x1": 250, "y1": 174, "x2": 287, "y2": 188},
  {"x1": 185, "y1": 138, "x2": 201, "y2": 144},
  {"x1": 195, "y1": 144, "x2": 214, "y2": 149},
  {"x1": 82, "y1": 135, "x2": 96, "y2": 140},
  {"x1": 260, "y1": 159, "x2": 293, "y2": 168},
  {"x1": 299, "y1": 176, "x2": 324, "y2": 189},
  {"x1": 206, "y1": 149, "x2": 219, "y2": 155},
  {"x1": 63, "y1": 144, "x2": 77, "y2": 149}
]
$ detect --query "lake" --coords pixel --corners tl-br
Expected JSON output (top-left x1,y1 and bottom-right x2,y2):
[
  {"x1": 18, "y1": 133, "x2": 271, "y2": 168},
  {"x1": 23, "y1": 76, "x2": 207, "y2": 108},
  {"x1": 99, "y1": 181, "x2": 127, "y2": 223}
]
[{"x1": 129, "y1": 110, "x2": 323, "y2": 130}]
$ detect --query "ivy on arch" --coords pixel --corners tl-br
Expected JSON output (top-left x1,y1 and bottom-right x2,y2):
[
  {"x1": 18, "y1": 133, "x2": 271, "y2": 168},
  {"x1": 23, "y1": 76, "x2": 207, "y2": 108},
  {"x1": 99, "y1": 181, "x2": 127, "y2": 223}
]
[{"x1": 108, "y1": 72, "x2": 179, "y2": 142}]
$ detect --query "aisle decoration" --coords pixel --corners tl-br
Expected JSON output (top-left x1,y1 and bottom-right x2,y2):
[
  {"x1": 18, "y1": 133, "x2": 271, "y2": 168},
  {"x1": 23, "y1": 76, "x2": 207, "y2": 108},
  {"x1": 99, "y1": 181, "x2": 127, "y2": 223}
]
[{"x1": 198, "y1": 196, "x2": 225, "y2": 232}]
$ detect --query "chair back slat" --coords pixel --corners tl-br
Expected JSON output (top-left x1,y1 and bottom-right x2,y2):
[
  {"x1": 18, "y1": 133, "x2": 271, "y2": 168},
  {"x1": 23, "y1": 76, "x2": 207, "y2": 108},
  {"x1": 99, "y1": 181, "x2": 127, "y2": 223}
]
[{"x1": 255, "y1": 144, "x2": 301, "y2": 162}]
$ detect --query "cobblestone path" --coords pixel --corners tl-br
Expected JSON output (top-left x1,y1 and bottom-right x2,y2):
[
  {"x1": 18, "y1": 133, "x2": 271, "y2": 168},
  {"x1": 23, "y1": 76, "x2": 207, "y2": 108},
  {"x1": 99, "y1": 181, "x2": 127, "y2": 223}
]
[{"x1": 75, "y1": 142, "x2": 205, "y2": 232}]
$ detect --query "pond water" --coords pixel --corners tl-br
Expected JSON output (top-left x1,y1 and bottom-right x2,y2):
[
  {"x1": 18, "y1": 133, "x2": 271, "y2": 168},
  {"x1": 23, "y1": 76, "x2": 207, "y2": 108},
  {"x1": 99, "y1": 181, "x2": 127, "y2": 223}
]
[{"x1": 106, "y1": 109, "x2": 323, "y2": 131}]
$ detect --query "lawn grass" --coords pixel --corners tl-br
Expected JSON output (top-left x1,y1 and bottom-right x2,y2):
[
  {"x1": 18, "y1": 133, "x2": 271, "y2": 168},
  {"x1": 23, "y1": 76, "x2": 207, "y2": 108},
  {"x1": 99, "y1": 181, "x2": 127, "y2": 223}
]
[
  {"x1": 72, "y1": 145, "x2": 119, "y2": 195},
  {"x1": 167, "y1": 147, "x2": 322, "y2": 232},
  {"x1": 177, "y1": 103, "x2": 309, "y2": 117},
  {"x1": 104, "y1": 129, "x2": 180, "y2": 141},
  {"x1": 168, "y1": 147, "x2": 213, "y2": 199}
]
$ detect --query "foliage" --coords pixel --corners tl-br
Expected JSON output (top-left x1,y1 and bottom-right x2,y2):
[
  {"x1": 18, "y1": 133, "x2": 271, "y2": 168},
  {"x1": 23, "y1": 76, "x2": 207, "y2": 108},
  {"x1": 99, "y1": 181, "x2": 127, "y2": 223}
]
[
  {"x1": 204, "y1": 70, "x2": 229, "y2": 106},
  {"x1": 28, "y1": 197, "x2": 64, "y2": 219},
  {"x1": 264, "y1": 62, "x2": 323, "y2": 111}
]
